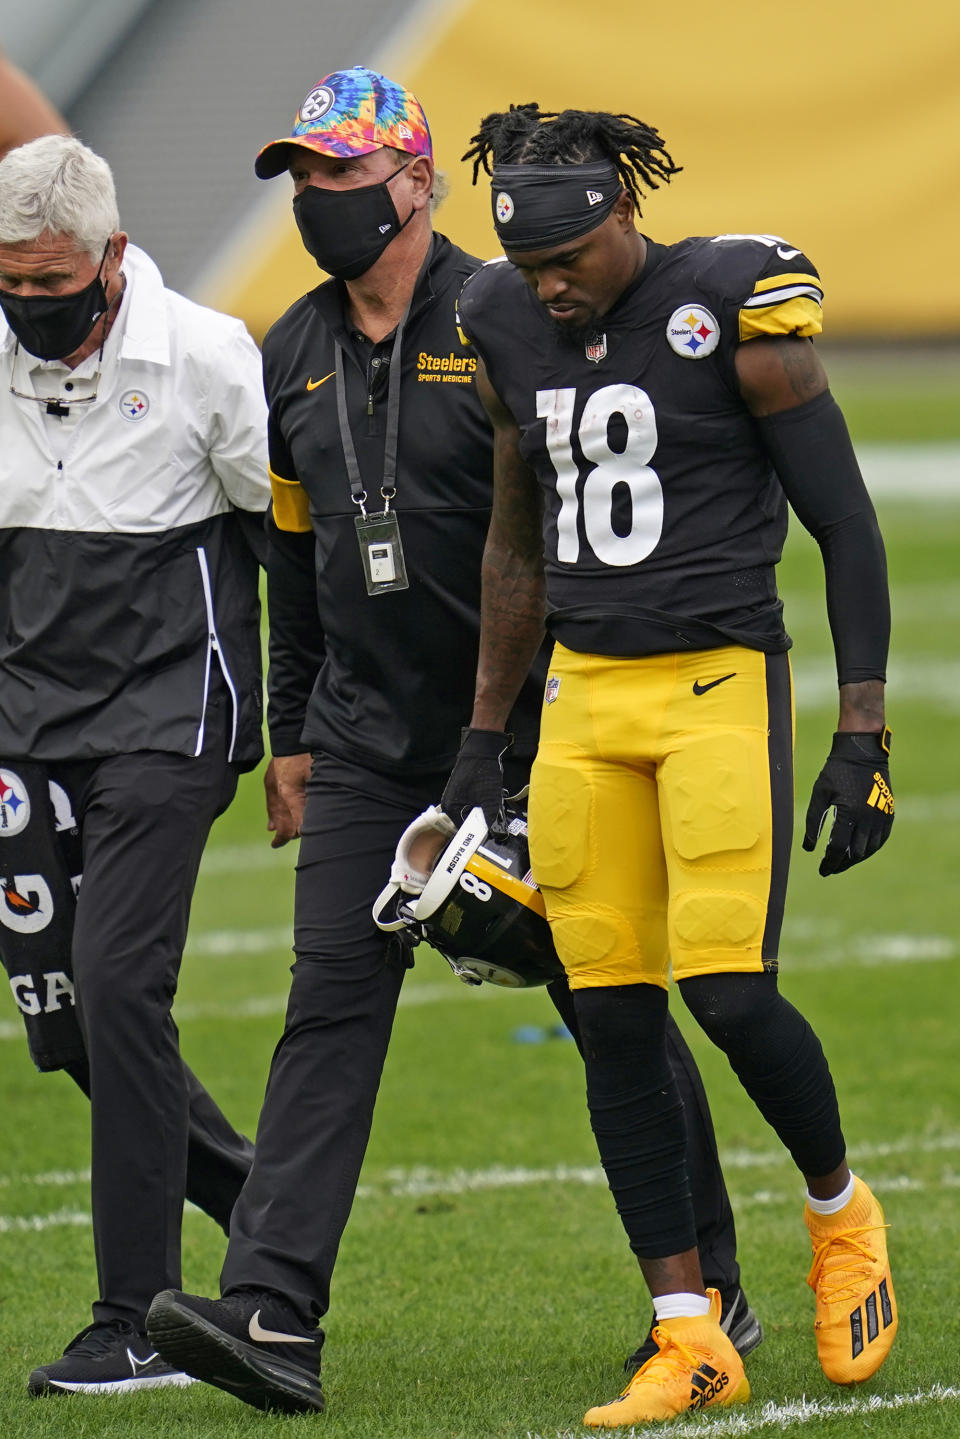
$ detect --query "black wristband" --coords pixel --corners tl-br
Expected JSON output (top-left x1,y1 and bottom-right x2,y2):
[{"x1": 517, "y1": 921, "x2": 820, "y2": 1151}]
[
  {"x1": 829, "y1": 727, "x2": 892, "y2": 761},
  {"x1": 457, "y1": 726, "x2": 513, "y2": 756}
]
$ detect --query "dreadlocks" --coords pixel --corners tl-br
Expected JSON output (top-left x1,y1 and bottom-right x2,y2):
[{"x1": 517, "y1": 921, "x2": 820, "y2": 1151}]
[{"x1": 462, "y1": 102, "x2": 681, "y2": 214}]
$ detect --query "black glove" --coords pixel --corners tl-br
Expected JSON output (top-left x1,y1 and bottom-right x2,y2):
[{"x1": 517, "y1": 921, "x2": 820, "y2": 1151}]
[
  {"x1": 440, "y1": 727, "x2": 513, "y2": 826},
  {"x1": 802, "y1": 728, "x2": 894, "y2": 877}
]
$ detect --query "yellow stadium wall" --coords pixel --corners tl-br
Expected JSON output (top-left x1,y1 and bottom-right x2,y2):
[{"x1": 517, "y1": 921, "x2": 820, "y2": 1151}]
[{"x1": 208, "y1": 0, "x2": 960, "y2": 342}]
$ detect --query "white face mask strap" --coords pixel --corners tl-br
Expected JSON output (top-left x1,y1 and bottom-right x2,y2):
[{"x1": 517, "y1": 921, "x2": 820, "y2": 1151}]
[
  {"x1": 371, "y1": 880, "x2": 411, "y2": 932},
  {"x1": 372, "y1": 805, "x2": 456, "y2": 934},
  {"x1": 388, "y1": 804, "x2": 455, "y2": 890}
]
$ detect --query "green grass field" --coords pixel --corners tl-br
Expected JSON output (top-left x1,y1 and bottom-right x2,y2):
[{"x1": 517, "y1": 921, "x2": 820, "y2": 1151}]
[{"x1": 2, "y1": 387, "x2": 959, "y2": 1437}]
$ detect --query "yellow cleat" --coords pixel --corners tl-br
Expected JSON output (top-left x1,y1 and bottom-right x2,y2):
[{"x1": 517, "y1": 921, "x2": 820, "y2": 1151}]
[
  {"x1": 805, "y1": 1177, "x2": 898, "y2": 1385},
  {"x1": 583, "y1": 1289, "x2": 750, "y2": 1427}
]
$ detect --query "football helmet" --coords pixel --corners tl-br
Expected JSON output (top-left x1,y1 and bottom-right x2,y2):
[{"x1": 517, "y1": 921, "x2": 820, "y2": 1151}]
[{"x1": 373, "y1": 793, "x2": 564, "y2": 989}]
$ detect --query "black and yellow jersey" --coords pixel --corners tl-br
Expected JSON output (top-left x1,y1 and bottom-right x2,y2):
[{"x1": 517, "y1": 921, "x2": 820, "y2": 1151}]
[
  {"x1": 263, "y1": 233, "x2": 545, "y2": 775},
  {"x1": 457, "y1": 233, "x2": 825, "y2": 657}
]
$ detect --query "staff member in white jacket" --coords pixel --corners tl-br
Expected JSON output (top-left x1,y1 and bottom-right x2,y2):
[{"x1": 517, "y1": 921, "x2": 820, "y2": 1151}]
[{"x1": 0, "y1": 135, "x2": 270, "y2": 1397}]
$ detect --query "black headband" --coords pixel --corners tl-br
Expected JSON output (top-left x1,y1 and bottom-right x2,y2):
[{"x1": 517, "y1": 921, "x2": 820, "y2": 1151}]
[{"x1": 490, "y1": 161, "x2": 622, "y2": 251}]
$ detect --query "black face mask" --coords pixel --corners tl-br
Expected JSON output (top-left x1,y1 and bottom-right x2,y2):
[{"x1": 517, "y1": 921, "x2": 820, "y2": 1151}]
[
  {"x1": 0, "y1": 241, "x2": 111, "y2": 361},
  {"x1": 292, "y1": 167, "x2": 415, "y2": 281}
]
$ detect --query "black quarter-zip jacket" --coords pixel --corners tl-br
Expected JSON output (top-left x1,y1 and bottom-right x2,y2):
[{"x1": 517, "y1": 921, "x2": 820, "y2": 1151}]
[{"x1": 264, "y1": 234, "x2": 546, "y2": 776}]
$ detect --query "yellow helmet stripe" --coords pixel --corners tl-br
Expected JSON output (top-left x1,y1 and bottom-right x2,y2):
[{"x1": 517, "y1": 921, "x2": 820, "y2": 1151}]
[{"x1": 467, "y1": 853, "x2": 547, "y2": 917}]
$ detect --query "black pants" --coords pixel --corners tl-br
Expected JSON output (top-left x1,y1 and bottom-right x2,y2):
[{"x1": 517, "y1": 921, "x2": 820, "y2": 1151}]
[
  {"x1": 0, "y1": 695, "x2": 253, "y2": 1327},
  {"x1": 221, "y1": 753, "x2": 739, "y2": 1325}
]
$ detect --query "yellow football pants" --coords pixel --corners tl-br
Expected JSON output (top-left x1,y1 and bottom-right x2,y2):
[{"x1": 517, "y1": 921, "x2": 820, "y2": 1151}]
[{"x1": 528, "y1": 643, "x2": 794, "y2": 989}]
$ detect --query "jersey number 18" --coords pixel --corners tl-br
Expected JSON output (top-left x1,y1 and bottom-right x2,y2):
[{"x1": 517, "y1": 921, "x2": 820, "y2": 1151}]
[{"x1": 537, "y1": 384, "x2": 663, "y2": 568}]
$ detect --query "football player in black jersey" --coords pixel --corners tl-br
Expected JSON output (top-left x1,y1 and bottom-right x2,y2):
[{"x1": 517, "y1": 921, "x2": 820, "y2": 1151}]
[
  {"x1": 145, "y1": 71, "x2": 758, "y2": 1416},
  {"x1": 444, "y1": 104, "x2": 897, "y2": 1425}
]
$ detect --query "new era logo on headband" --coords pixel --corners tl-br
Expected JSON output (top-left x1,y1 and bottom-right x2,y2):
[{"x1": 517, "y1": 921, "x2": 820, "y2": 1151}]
[{"x1": 489, "y1": 160, "x2": 619, "y2": 250}]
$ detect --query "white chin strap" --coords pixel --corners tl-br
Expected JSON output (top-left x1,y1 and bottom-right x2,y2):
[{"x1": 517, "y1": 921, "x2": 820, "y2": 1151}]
[{"x1": 372, "y1": 805, "x2": 456, "y2": 932}]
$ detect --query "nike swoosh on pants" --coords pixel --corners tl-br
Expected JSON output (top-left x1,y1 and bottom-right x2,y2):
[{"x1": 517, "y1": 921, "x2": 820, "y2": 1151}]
[{"x1": 692, "y1": 672, "x2": 737, "y2": 695}]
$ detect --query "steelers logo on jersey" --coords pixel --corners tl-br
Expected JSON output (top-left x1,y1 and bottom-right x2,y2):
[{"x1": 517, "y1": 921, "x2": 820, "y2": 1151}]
[
  {"x1": 666, "y1": 305, "x2": 720, "y2": 359},
  {"x1": 495, "y1": 192, "x2": 515, "y2": 223}
]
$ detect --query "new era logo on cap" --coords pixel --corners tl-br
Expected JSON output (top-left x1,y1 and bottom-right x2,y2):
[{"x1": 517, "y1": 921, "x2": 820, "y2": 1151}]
[{"x1": 255, "y1": 65, "x2": 433, "y2": 178}]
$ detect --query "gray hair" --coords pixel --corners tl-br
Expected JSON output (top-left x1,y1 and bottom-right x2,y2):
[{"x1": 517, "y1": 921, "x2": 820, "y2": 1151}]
[
  {"x1": 431, "y1": 169, "x2": 449, "y2": 212},
  {"x1": 0, "y1": 135, "x2": 119, "y2": 259}
]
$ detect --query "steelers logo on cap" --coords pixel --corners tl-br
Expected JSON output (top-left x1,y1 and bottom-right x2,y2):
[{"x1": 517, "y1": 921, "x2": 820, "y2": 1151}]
[
  {"x1": 299, "y1": 86, "x2": 336, "y2": 124},
  {"x1": 495, "y1": 192, "x2": 515, "y2": 224},
  {"x1": 666, "y1": 305, "x2": 720, "y2": 359}
]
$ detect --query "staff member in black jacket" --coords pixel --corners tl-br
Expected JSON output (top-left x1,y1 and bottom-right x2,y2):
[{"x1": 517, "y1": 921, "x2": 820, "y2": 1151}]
[
  {"x1": 147, "y1": 67, "x2": 757, "y2": 1416},
  {"x1": 0, "y1": 135, "x2": 269, "y2": 1396}
]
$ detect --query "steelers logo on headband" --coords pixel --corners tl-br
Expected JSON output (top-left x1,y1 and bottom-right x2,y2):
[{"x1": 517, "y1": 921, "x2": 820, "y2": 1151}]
[{"x1": 490, "y1": 161, "x2": 621, "y2": 251}]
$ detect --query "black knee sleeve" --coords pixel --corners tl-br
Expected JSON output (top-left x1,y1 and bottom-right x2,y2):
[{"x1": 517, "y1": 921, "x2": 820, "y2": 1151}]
[
  {"x1": 679, "y1": 971, "x2": 846, "y2": 1178},
  {"x1": 573, "y1": 984, "x2": 697, "y2": 1259}
]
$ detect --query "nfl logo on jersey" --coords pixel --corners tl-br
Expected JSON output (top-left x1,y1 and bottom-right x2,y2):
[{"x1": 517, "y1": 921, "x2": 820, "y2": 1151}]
[
  {"x1": 545, "y1": 676, "x2": 561, "y2": 704},
  {"x1": 585, "y1": 333, "x2": 607, "y2": 363}
]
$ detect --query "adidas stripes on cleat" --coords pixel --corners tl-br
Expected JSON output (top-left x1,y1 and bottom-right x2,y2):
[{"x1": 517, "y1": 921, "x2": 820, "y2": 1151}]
[
  {"x1": 805, "y1": 1176, "x2": 898, "y2": 1384},
  {"x1": 585, "y1": 1288, "x2": 750, "y2": 1427}
]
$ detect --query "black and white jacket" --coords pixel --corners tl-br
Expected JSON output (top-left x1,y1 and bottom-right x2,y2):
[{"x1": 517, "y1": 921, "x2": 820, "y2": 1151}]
[{"x1": 0, "y1": 245, "x2": 270, "y2": 769}]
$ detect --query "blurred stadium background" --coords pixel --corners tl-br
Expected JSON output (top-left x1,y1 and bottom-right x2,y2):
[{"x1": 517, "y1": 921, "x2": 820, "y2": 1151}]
[
  {"x1": 2, "y1": 0, "x2": 959, "y2": 344},
  {"x1": 1, "y1": 4, "x2": 958, "y2": 1435}
]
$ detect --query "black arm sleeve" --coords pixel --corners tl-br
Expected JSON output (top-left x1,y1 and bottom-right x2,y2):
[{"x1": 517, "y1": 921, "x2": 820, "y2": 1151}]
[
  {"x1": 265, "y1": 509, "x2": 325, "y2": 755},
  {"x1": 756, "y1": 390, "x2": 889, "y2": 684}
]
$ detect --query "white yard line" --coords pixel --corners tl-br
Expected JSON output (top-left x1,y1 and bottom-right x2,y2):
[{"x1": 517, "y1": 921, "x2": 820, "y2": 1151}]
[
  {"x1": 0, "y1": 977, "x2": 487, "y2": 1040},
  {"x1": 792, "y1": 656, "x2": 960, "y2": 712},
  {"x1": 1, "y1": 922, "x2": 955, "y2": 1046},
  {"x1": 3, "y1": 1170, "x2": 957, "y2": 1233},
  {"x1": 529, "y1": 1383, "x2": 960, "y2": 1439},
  {"x1": 184, "y1": 926, "x2": 292, "y2": 957},
  {"x1": 195, "y1": 785, "x2": 960, "y2": 884},
  {"x1": 2, "y1": 1169, "x2": 959, "y2": 1235},
  {"x1": 857, "y1": 444, "x2": 960, "y2": 500},
  {"x1": 0, "y1": 1166, "x2": 91, "y2": 1189},
  {"x1": 5, "y1": 1133, "x2": 959, "y2": 1220},
  {"x1": 198, "y1": 843, "x2": 294, "y2": 875},
  {"x1": 0, "y1": 1207, "x2": 90, "y2": 1234}
]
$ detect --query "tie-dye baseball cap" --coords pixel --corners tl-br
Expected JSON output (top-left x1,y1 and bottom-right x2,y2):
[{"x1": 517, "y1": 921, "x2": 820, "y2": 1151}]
[{"x1": 255, "y1": 66, "x2": 433, "y2": 178}]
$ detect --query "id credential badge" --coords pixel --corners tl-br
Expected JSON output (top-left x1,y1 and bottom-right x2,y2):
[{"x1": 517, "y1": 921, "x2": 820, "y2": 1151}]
[{"x1": 355, "y1": 509, "x2": 408, "y2": 596}]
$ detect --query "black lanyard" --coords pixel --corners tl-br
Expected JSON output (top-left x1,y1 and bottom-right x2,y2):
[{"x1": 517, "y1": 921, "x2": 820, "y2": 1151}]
[{"x1": 332, "y1": 248, "x2": 431, "y2": 516}]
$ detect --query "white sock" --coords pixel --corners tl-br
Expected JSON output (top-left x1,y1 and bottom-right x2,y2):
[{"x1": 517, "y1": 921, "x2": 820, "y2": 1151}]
[
  {"x1": 806, "y1": 1173, "x2": 856, "y2": 1216},
  {"x1": 653, "y1": 1292, "x2": 711, "y2": 1322}
]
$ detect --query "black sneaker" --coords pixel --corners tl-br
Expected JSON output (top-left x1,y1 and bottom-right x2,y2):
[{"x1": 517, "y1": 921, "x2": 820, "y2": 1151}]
[
  {"x1": 28, "y1": 1318, "x2": 195, "y2": 1396},
  {"x1": 623, "y1": 1287, "x2": 764, "y2": 1374},
  {"x1": 147, "y1": 1288, "x2": 324, "y2": 1414}
]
